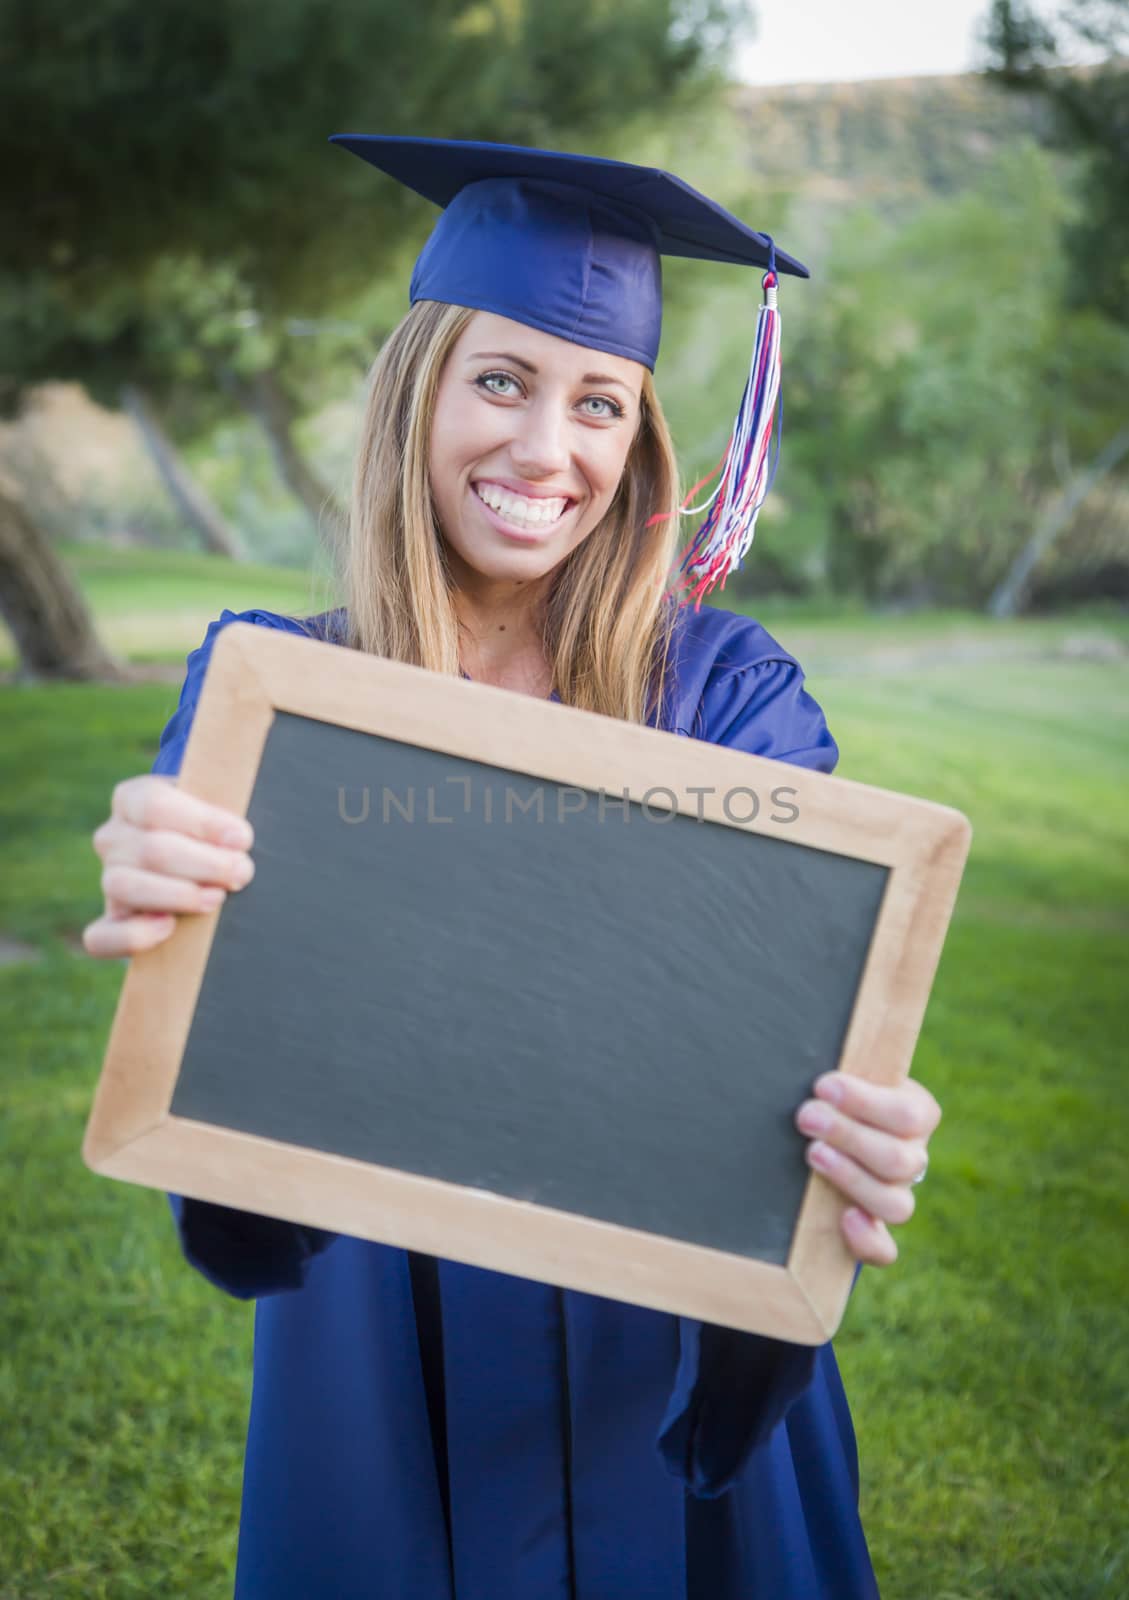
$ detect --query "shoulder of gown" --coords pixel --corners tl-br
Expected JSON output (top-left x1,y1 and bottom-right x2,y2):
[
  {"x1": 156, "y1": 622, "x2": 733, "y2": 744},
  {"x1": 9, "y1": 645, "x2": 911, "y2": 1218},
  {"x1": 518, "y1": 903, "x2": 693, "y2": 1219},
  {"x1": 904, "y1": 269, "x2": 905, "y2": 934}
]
[
  {"x1": 663, "y1": 602, "x2": 839, "y2": 775},
  {"x1": 151, "y1": 601, "x2": 836, "y2": 779},
  {"x1": 151, "y1": 606, "x2": 346, "y2": 779}
]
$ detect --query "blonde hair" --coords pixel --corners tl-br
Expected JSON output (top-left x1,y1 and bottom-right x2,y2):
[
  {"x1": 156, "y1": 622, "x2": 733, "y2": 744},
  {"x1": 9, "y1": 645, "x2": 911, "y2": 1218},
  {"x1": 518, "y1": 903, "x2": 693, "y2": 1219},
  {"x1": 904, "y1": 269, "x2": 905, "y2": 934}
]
[{"x1": 337, "y1": 299, "x2": 683, "y2": 726}]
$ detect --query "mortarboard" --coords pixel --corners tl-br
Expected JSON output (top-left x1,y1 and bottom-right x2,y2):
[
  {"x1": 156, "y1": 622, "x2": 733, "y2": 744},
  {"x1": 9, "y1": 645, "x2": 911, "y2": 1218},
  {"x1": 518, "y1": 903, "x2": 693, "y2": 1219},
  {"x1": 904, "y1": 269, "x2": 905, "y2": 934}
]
[{"x1": 330, "y1": 134, "x2": 809, "y2": 606}]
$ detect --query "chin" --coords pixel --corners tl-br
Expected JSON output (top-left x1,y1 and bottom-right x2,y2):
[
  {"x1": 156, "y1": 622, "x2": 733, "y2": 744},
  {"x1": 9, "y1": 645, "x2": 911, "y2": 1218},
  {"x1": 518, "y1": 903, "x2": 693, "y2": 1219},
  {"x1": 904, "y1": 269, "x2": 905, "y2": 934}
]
[{"x1": 462, "y1": 542, "x2": 563, "y2": 583}]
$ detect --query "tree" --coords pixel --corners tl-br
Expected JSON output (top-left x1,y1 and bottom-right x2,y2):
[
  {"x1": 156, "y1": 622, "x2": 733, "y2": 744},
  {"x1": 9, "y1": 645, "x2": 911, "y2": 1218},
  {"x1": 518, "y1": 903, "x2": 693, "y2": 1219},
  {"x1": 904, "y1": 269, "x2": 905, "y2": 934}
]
[
  {"x1": 0, "y1": 0, "x2": 750, "y2": 673},
  {"x1": 120, "y1": 384, "x2": 243, "y2": 560},
  {"x1": 777, "y1": 143, "x2": 1129, "y2": 606},
  {"x1": 0, "y1": 1, "x2": 749, "y2": 467},
  {"x1": 0, "y1": 487, "x2": 123, "y2": 681},
  {"x1": 980, "y1": 1, "x2": 1129, "y2": 609},
  {"x1": 984, "y1": 1, "x2": 1129, "y2": 324}
]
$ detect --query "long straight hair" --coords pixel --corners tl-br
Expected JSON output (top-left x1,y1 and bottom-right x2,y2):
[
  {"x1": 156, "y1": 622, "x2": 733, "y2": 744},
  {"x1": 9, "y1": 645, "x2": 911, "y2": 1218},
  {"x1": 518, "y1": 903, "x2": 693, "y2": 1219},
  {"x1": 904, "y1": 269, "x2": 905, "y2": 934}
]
[{"x1": 338, "y1": 299, "x2": 684, "y2": 726}]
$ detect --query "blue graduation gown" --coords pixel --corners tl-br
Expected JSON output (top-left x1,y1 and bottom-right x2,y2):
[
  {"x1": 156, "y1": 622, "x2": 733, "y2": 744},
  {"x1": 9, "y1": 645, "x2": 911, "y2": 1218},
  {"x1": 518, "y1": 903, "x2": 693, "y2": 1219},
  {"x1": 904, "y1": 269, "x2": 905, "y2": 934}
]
[{"x1": 152, "y1": 603, "x2": 879, "y2": 1599}]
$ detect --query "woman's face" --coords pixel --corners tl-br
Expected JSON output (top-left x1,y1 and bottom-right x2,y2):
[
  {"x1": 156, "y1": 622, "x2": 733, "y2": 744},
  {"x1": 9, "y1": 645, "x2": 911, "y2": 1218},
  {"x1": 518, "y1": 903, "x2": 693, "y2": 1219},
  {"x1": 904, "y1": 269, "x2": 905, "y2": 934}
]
[{"x1": 428, "y1": 310, "x2": 646, "y2": 588}]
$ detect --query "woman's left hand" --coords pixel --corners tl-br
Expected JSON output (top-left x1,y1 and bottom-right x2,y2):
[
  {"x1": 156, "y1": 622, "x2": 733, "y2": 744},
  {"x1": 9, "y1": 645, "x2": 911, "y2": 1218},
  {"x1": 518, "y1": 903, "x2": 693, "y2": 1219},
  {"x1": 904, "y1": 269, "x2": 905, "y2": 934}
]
[{"x1": 794, "y1": 1072, "x2": 941, "y2": 1268}]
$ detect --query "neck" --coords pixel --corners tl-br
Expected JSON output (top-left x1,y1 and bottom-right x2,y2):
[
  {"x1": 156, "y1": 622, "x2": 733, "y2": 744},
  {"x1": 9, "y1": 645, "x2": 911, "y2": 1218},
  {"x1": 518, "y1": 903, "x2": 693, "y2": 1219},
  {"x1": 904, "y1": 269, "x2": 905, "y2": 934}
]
[
  {"x1": 446, "y1": 555, "x2": 556, "y2": 695},
  {"x1": 449, "y1": 558, "x2": 549, "y2": 653}
]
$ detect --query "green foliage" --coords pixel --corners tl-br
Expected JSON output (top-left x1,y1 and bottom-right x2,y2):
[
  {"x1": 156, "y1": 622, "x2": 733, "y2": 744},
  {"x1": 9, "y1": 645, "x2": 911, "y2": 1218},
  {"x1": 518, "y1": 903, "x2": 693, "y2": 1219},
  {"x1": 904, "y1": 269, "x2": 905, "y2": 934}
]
[
  {"x1": 985, "y1": 0, "x2": 1129, "y2": 325},
  {"x1": 769, "y1": 141, "x2": 1129, "y2": 603},
  {"x1": 1, "y1": 598, "x2": 1126, "y2": 1594},
  {"x1": 0, "y1": 0, "x2": 745, "y2": 410},
  {"x1": 647, "y1": 70, "x2": 1128, "y2": 611}
]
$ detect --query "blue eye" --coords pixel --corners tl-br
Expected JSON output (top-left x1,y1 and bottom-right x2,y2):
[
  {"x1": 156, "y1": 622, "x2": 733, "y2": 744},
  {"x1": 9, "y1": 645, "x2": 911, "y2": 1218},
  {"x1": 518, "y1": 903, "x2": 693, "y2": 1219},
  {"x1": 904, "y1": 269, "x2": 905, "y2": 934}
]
[
  {"x1": 476, "y1": 371, "x2": 521, "y2": 397},
  {"x1": 580, "y1": 395, "x2": 625, "y2": 420}
]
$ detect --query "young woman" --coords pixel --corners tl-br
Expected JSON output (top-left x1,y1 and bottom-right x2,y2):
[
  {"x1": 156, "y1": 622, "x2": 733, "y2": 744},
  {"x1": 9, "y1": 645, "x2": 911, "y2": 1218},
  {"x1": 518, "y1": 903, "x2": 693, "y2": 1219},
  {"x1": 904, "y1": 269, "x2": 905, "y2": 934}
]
[{"x1": 83, "y1": 140, "x2": 939, "y2": 1598}]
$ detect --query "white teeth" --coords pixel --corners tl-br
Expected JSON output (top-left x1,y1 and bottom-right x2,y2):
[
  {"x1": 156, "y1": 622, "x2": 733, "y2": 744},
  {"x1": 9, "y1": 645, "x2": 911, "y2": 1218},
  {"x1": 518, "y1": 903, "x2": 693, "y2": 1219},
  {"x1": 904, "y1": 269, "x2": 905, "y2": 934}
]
[{"x1": 475, "y1": 483, "x2": 568, "y2": 528}]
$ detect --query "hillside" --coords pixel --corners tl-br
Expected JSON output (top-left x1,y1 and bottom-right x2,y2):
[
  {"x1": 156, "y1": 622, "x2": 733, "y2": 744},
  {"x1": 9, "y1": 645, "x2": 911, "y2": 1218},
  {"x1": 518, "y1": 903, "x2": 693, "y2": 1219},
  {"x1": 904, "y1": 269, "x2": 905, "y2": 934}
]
[{"x1": 734, "y1": 71, "x2": 1051, "y2": 206}]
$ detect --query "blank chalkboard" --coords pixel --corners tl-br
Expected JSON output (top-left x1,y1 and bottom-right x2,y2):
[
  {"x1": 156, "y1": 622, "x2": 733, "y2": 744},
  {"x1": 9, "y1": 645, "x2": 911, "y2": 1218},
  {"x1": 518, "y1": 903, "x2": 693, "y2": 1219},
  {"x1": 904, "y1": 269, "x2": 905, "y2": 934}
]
[{"x1": 85, "y1": 623, "x2": 970, "y2": 1342}]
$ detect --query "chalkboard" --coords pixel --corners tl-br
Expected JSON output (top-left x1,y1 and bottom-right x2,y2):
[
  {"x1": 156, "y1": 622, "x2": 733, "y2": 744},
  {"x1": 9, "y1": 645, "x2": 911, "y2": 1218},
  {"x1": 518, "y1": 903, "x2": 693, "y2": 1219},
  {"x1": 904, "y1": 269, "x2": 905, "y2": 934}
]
[{"x1": 85, "y1": 623, "x2": 971, "y2": 1342}]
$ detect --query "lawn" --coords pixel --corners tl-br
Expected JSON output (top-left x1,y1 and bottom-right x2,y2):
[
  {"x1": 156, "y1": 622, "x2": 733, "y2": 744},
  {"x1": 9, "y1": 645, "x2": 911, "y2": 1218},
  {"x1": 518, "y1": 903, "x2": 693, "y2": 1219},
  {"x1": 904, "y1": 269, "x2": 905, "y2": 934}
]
[
  {"x1": 1, "y1": 559, "x2": 1126, "y2": 1597},
  {"x1": 0, "y1": 546, "x2": 329, "y2": 669}
]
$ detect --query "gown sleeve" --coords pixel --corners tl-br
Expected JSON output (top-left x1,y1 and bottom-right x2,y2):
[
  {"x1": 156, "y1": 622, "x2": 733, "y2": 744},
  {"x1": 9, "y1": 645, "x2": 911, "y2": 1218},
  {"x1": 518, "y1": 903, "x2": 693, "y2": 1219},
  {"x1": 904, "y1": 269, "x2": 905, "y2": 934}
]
[
  {"x1": 153, "y1": 608, "x2": 338, "y2": 1301},
  {"x1": 657, "y1": 625, "x2": 842, "y2": 1496}
]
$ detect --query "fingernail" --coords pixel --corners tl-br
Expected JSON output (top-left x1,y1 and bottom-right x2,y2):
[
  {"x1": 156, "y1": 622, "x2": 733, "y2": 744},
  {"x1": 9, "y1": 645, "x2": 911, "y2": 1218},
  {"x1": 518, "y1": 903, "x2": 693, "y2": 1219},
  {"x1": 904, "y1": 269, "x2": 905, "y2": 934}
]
[
  {"x1": 807, "y1": 1141, "x2": 835, "y2": 1171},
  {"x1": 815, "y1": 1074, "x2": 844, "y2": 1105},
  {"x1": 229, "y1": 857, "x2": 255, "y2": 890},
  {"x1": 221, "y1": 823, "x2": 253, "y2": 848},
  {"x1": 199, "y1": 887, "x2": 226, "y2": 910},
  {"x1": 797, "y1": 1101, "x2": 832, "y2": 1135}
]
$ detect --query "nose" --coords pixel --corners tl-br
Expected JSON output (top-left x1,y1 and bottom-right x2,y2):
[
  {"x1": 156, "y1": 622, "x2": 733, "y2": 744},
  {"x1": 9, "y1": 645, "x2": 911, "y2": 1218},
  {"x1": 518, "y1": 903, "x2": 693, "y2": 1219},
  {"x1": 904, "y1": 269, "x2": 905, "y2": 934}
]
[{"x1": 508, "y1": 395, "x2": 570, "y2": 478}]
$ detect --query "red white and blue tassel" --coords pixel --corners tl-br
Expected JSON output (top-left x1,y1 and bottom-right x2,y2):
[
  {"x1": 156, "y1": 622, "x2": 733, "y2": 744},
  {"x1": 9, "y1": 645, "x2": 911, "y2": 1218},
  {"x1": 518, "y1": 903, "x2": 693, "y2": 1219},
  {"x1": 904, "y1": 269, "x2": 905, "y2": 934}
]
[{"x1": 672, "y1": 242, "x2": 784, "y2": 610}]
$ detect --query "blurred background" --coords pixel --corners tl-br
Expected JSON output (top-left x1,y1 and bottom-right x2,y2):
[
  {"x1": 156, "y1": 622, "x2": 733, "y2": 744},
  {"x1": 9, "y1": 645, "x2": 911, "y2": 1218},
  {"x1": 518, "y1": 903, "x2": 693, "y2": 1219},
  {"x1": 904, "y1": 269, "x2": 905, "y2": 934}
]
[{"x1": 1, "y1": 2, "x2": 1125, "y2": 1595}]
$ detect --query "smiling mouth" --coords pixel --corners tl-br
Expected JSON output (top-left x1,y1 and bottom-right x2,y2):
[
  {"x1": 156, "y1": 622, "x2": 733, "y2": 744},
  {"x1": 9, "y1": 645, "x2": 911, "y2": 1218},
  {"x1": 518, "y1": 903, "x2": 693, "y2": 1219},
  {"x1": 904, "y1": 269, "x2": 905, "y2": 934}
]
[{"x1": 472, "y1": 481, "x2": 574, "y2": 532}]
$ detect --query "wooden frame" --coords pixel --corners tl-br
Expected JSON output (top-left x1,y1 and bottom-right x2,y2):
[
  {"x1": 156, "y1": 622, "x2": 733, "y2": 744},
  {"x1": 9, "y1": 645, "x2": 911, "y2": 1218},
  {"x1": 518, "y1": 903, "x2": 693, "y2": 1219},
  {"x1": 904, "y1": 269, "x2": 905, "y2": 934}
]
[{"x1": 84, "y1": 622, "x2": 971, "y2": 1343}]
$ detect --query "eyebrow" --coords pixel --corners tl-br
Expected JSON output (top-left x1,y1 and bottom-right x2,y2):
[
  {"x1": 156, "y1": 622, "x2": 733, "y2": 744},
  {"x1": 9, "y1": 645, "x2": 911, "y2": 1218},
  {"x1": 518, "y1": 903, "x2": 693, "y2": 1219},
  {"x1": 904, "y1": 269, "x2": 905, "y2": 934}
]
[{"x1": 467, "y1": 351, "x2": 634, "y2": 393}]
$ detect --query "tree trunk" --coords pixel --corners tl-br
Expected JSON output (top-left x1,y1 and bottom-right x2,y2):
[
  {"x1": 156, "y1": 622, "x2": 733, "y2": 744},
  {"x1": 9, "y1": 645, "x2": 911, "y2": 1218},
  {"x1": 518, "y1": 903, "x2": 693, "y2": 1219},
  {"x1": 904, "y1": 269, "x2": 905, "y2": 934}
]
[
  {"x1": 0, "y1": 489, "x2": 124, "y2": 681},
  {"x1": 231, "y1": 366, "x2": 345, "y2": 538},
  {"x1": 121, "y1": 384, "x2": 244, "y2": 561},
  {"x1": 989, "y1": 426, "x2": 1129, "y2": 617}
]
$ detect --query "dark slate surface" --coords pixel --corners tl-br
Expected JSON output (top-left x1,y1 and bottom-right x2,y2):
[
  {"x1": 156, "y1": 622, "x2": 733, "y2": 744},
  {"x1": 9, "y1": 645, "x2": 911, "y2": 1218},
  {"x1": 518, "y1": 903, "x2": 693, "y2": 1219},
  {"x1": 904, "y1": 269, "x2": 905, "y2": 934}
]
[{"x1": 171, "y1": 712, "x2": 888, "y2": 1264}]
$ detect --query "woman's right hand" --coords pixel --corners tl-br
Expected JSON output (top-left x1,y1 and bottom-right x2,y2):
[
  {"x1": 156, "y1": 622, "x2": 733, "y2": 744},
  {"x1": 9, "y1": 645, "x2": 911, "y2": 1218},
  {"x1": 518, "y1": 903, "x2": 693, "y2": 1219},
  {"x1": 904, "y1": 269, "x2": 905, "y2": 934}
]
[{"x1": 82, "y1": 775, "x2": 256, "y2": 960}]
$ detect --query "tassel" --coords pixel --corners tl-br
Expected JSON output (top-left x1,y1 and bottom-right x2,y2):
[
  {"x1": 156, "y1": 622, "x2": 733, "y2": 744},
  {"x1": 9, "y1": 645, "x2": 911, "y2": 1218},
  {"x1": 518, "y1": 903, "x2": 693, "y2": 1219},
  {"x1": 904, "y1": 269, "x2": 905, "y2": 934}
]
[{"x1": 670, "y1": 244, "x2": 784, "y2": 611}]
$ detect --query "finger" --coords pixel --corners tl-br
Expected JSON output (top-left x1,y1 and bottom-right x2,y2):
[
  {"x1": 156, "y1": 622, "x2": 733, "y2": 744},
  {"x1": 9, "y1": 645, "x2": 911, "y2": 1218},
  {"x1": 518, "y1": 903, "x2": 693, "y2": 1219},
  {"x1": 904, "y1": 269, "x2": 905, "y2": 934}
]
[
  {"x1": 99, "y1": 822, "x2": 255, "y2": 891},
  {"x1": 82, "y1": 911, "x2": 177, "y2": 959},
  {"x1": 111, "y1": 775, "x2": 254, "y2": 849},
  {"x1": 795, "y1": 1099, "x2": 929, "y2": 1185},
  {"x1": 805, "y1": 1140, "x2": 917, "y2": 1226},
  {"x1": 101, "y1": 864, "x2": 229, "y2": 917},
  {"x1": 841, "y1": 1207, "x2": 898, "y2": 1268},
  {"x1": 813, "y1": 1072, "x2": 941, "y2": 1140}
]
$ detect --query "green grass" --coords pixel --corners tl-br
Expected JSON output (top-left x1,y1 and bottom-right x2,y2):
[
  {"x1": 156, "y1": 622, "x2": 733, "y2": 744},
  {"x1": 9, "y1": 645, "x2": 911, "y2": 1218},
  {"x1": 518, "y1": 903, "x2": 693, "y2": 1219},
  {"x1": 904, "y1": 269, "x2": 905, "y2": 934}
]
[
  {"x1": 4, "y1": 544, "x2": 1129, "y2": 673},
  {"x1": 759, "y1": 602, "x2": 1129, "y2": 677},
  {"x1": 0, "y1": 683, "x2": 255, "y2": 1597},
  {"x1": 1, "y1": 579, "x2": 1127, "y2": 1596},
  {"x1": 0, "y1": 546, "x2": 331, "y2": 668},
  {"x1": 812, "y1": 651, "x2": 1129, "y2": 1599}
]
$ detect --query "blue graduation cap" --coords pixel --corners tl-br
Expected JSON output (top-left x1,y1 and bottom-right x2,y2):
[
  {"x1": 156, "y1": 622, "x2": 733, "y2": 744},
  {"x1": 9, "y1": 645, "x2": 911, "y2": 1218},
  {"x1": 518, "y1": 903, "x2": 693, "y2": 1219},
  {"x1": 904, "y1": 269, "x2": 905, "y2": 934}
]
[{"x1": 330, "y1": 134, "x2": 809, "y2": 605}]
